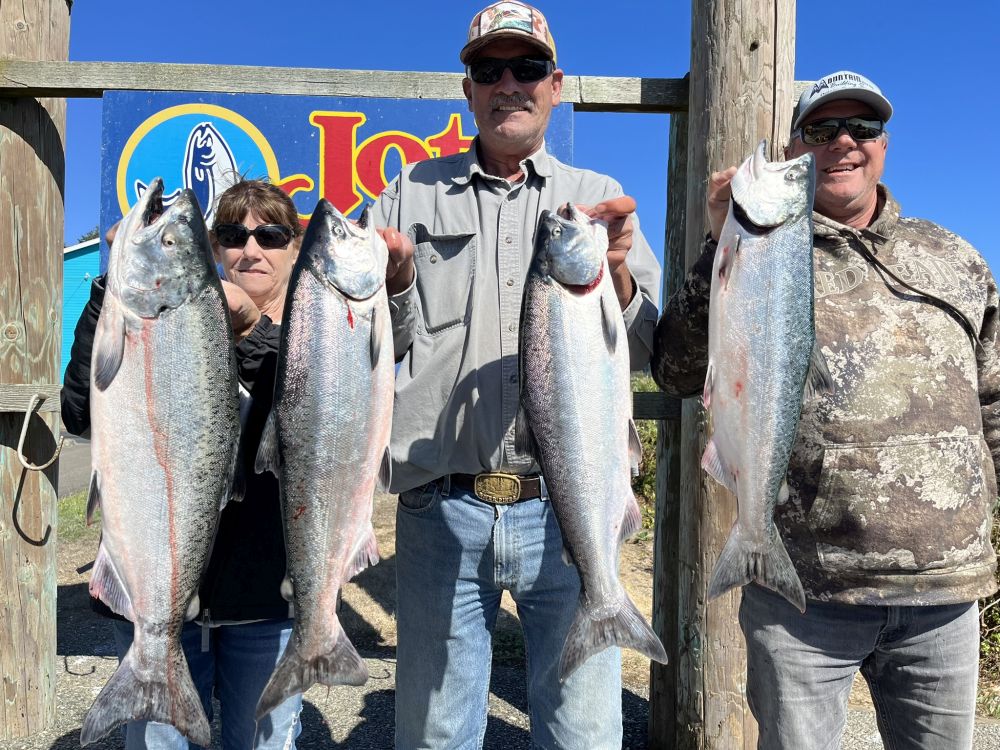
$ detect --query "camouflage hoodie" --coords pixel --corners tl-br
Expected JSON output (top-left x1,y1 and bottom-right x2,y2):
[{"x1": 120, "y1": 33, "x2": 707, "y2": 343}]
[{"x1": 652, "y1": 186, "x2": 1000, "y2": 605}]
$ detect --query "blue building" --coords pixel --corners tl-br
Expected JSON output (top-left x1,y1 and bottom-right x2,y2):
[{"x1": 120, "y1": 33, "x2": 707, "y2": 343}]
[{"x1": 62, "y1": 238, "x2": 100, "y2": 376}]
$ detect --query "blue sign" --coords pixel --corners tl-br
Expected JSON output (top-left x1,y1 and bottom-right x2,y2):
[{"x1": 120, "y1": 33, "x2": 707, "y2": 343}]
[{"x1": 100, "y1": 90, "x2": 574, "y2": 270}]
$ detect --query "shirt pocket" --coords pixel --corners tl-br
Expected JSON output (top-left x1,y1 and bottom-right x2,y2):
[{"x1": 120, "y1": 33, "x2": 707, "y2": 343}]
[
  {"x1": 807, "y1": 435, "x2": 994, "y2": 575},
  {"x1": 410, "y1": 224, "x2": 477, "y2": 336}
]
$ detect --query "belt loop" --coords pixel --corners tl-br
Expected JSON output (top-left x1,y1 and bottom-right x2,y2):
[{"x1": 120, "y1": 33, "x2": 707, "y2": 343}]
[
  {"x1": 539, "y1": 475, "x2": 548, "y2": 501},
  {"x1": 441, "y1": 475, "x2": 452, "y2": 495},
  {"x1": 200, "y1": 610, "x2": 211, "y2": 652}
]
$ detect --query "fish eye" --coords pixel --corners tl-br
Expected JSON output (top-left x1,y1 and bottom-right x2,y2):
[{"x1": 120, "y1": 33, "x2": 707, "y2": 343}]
[
  {"x1": 162, "y1": 233, "x2": 176, "y2": 247},
  {"x1": 333, "y1": 224, "x2": 346, "y2": 238},
  {"x1": 552, "y1": 227, "x2": 562, "y2": 237}
]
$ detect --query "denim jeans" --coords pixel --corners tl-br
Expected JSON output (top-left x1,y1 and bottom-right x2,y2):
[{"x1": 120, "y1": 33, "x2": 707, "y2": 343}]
[
  {"x1": 394, "y1": 480, "x2": 623, "y2": 750},
  {"x1": 739, "y1": 584, "x2": 979, "y2": 750},
  {"x1": 111, "y1": 617, "x2": 302, "y2": 750}
]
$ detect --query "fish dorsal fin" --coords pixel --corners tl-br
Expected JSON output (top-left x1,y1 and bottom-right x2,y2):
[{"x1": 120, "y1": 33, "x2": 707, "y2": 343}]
[
  {"x1": 701, "y1": 437, "x2": 738, "y2": 494},
  {"x1": 89, "y1": 542, "x2": 135, "y2": 621},
  {"x1": 370, "y1": 305, "x2": 383, "y2": 370},
  {"x1": 628, "y1": 420, "x2": 642, "y2": 477},
  {"x1": 86, "y1": 471, "x2": 102, "y2": 526},
  {"x1": 254, "y1": 410, "x2": 281, "y2": 476},
  {"x1": 600, "y1": 291, "x2": 618, "y2": 355},
  {"x1": 377, "y1": 446, "x2": 392, "y2": 493},
  {"x1": 514, "y1": 406, "x2": 538, "y2": 457},
  {"x1": 804, "y1": 342, "x2": 834, "y2": 400},
  {"x1": 702, "y1": 361, "x2": 715, "y2": 410},
  {"x1": 92, "y1": 293, "x2": 127, "y2": 391}
]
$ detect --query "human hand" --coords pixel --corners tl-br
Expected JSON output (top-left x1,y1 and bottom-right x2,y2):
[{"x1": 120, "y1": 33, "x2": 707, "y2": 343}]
[
  {"x1": 707, "y1": 167, "x2": 738, "y2": 242},
  {"x1": 580, "y1": 195, "x2": 638, "y2": 309},
  {"x1": 221, "y1": 280, "x2": 261, "y2": 342},
  {"x1": 377, "y1": 227, "x2": 415, "y2": 295}
]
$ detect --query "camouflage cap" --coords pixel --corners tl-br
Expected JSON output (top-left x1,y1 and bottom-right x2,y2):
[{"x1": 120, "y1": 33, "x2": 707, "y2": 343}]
[
  {"x1": 460, "y1": 1, "x2": 557, "y2": 65},
  {"x1": 793, "y1": 70, "x2": 893, "y2": 129}
]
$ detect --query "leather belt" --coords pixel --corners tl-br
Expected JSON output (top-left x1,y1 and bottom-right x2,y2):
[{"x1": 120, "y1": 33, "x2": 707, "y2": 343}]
[{"x1": 448, "y1": 472, "x2": 542, "y2": 504}]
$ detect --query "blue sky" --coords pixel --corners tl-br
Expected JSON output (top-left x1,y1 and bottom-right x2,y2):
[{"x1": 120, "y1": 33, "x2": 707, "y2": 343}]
[{"x1": 65, "y1": 2, "x2": 999, "y2": 281}]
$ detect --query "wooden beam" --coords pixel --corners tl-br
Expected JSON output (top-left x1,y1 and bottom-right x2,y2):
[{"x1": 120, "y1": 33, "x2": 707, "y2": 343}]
[
  {"x1": 0, "y1": 60, "x2": 691, "y2": 112},
  {"x1": 0, "y1": 0, "x2": 69, "y2": 740},
  {"x1": 674, "y1": 0, "x2": 797, "y2": 747}
]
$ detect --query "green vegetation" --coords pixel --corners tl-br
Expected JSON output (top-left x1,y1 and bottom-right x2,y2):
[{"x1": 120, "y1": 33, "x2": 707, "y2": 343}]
[
  {"x1": 979, "y1": 518, "x2": 1000, "y2": 717},
  {"x1": 630, "y1": 373, "x2": 660, "y2": 538},
  {"x1": 58, "y1": 489, "x2": 99, "y2": 544}
]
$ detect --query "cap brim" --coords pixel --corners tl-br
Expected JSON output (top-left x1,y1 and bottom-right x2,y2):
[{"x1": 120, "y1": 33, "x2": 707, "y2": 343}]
[
  {"x1": 460, "y1": 32, "x2": 554, "y2": 64},
  {"x1": 794, "y1": 88, "x2": 893, "y2": 129}
]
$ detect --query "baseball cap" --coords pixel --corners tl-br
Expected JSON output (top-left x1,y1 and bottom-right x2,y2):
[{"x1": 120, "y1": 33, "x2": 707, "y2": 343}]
[
  {"x1": 460, "y1": 1, "x2": 557, "y2": 65},
  {"x1": 793, "y1": 70, "x2": 893, "y2": 130}
]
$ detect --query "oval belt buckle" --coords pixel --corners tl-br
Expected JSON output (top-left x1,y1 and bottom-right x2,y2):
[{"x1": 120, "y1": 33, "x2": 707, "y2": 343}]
[{"x1": 474, "y1": 472, "x2": 521, "y2": 504}]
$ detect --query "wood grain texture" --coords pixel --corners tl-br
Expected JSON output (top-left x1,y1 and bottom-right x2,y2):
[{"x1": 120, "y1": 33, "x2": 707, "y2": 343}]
[
  {"x1": 676, "y1": 1, "x2": 796, "y2": 747},
  {"x1": 649, "y1": 110, "x2": 688, "y2": 749},
  {"x1": 0, "y1": 0, "x2": 68, "y2": 739}
]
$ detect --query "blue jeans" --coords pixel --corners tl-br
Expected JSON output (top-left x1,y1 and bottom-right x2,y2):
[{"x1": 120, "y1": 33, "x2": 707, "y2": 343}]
[
  {"x1": 394, "y1": 480, "x2": 623, "y2": 750},
  {"x1": 739, "y1": 584, "x2": 979, "y2": 750},
  {"x1": 111, "y1": 617, "x2": 302, "y2": 750}
]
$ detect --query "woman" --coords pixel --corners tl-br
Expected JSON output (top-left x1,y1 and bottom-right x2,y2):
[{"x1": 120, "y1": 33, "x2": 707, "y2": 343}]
[{"x1": 62, "y1": 179, "x2": 305, "y2": 750}]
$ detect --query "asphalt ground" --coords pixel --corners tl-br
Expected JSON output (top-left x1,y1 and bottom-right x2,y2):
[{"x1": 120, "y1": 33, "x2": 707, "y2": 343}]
[{"x1": 10, "y1": 436, "x2": 998, "y2": 749}]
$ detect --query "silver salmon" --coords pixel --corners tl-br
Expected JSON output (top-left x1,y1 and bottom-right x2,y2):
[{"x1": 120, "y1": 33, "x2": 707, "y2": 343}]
[
  {"x1": 518, "y1": 204, "x2": 667, "y2": 681},
  {"x1": 81, "y1": 179, "x2": 240, "y2": 746},
  {"x1": 254, "y1": 200, "x2": 393, "y2": 719},
  {"x1": 703, "y1": 141, "x2": 831, "y2": 611}
]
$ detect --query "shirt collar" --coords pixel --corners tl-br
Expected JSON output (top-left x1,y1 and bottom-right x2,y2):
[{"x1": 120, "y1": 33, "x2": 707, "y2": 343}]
[{"x1": 453, "y1": 138, "x2": 554, "y2": 185}]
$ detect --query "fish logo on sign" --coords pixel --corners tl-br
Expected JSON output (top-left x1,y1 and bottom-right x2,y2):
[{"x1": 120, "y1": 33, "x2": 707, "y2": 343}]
[{"x1": 135, "y1": 122, "x2": 239, "y2": 226}]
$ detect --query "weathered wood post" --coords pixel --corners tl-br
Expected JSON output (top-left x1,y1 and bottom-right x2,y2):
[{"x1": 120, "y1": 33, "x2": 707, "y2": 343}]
[
  {"x1": 668, "y1": 1, "x2": 796, "y2": 747},
  {"x1": 0, "y1": 0, "x2": 70, "y2": 738}
]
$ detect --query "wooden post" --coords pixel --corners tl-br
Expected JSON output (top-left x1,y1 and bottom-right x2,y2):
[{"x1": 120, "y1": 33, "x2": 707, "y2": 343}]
[
  {"x1": 673, "y1": 1, "x2": 796, "y2": 747},
  {"x1": 0, "y1": 0, "x2": 70, "y2": 739},
  {"x1": 649, "y1": 109, "x2": 688, "y2": 748}
]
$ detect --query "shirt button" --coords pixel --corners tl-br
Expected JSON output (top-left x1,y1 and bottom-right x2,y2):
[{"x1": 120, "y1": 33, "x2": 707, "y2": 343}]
[
  {"x1": 509, "y1": 374, "x2": 517, "y2": 383},
  {"x1": 504, "y1": 236, "x2": 512, "y2": 245},
  {"x1": 429, "y1": 255, "x2": 438, "y2": 264},
  {"x1": 508, "y1": 322, "x2": 516, "y2": 332},
  {"x1": 506, "y1": 278, "x2": 514, "y2": 287}
]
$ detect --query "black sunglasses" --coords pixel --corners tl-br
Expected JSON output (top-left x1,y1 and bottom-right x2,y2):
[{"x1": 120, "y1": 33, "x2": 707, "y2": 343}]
[
  {"x1": 794, "y1": 116, "x2": 884, "y2": 146},
  {"x1": 214, "y1": 223, "x2": 293, "y2": 250},
  {"x1": 466, "y1": 56, "x2": 554, "y2": 85}
]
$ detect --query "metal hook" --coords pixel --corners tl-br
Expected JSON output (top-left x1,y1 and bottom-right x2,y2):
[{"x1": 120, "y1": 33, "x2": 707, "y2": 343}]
[{"x1": 16, "y1": 393, "x2": 65, "y2": 471}]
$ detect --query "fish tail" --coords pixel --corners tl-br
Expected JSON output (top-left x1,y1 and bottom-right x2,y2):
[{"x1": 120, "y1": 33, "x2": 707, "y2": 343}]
[
  {"x1": 255, "y1": 627, "x2": 368, "y2": 721},
  {"x1": 708, "y1": 525, "x2": 806, "y2": 612},
  {"x1": 559, "y1": 595, "x2": 668, "y2": 682},
  {"x1": 80, "y1": 643, "x2": 209, "y2": 747}
]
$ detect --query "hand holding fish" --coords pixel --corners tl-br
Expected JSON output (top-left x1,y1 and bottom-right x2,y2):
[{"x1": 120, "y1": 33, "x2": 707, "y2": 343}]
[
  {"x1": 581, "y1": 195, "x2": 637, "y2": 309},
  {"x1": 221, "y1": 279, "x2": 261, "y2": 341},
  {"x1": 707, "y1": 166, "x2": 738, "y2": 242},
  {"x1": 378, "y1": 226, "x2": 415, "y2": 295}
]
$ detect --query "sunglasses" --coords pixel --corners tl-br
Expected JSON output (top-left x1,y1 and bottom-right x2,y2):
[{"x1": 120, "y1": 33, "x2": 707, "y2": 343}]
[
  {"x1": 466, "y1": 56, "x2": 554, "y2": 85},
  {"x1": 794, "y1": 116, "x2": 885, "y2": 146},
  {"x1": 214, "y1": 223, "x2": 293, "y2": 250}
]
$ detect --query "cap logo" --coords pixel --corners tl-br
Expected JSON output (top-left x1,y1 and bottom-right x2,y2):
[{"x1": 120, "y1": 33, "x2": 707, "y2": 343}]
[
  {"x1": 813, "y1": 72, "x2": 874, "y2": 96},
  {"x1": 480, "y1": 2, "x2": 535, "y2": 36}
]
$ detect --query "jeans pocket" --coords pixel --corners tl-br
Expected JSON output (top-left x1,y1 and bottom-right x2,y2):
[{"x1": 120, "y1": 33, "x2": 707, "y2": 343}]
[
  {"x1": 398, "y1": 482, "x2": 441, "y2": 513},
  {"x1": 808, "y1": 435, "x2": 994, "y2": 574},
  {"x1": 410, "y1": 224, "x2": 476, "y2": 336}
]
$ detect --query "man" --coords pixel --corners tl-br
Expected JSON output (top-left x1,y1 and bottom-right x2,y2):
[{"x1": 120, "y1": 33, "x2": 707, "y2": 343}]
[
  {"x1": 374, "y1": 2, "x2": 661, "y2": 747},
  {"x1": 651, "y1": 70, "x2": 1000, "y2": 749}
]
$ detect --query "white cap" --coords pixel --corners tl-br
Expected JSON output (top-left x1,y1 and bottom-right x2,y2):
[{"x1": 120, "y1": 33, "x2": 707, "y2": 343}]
[{"x1": 793, "y1": 70, "x2": 893, "y2": 130}]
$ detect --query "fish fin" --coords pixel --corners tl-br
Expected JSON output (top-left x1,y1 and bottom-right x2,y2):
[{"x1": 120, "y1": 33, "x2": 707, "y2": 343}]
[
  {"x1": 184, "y1": 595, "x2": 201, "y2": 622},
  {"x1": 92, "y1": 294, "x2": 127, "y2": 392},
  {"x1": 370, "y1": 305, "x2": 383, "y2": 369},
  {"x1": 804, "y1": 342, "x2": 834, "y2": 400},
  {"x1": 80, "y1": 638, "x2": 210, "y2": 747},
  {"x1": 85, "y1": 472, "x2": 101, "y2": 526},
  {"x1": 228, "y1": 429, "x2": 247, "y2": 507},
  {"x1": 701, "y1": 438, "x2": 737, "y2": 494},
  {"x1": 600, "y1": 292, "x2": 618, "y2": 354},
  {"x1": 89, "y1": 542, "x2": 135, "y2": 621},
  {"x1": 559, "y1": 594, "x2": 667, "y2": 682},
  {"x1": 254, "y1": 410, "x2": 280, "y2": 475},
  {"x1": 561, "y1": 547, "x2": 574, "y2": 566},
  {"x1": 707, "y1": 523, "x2": 806, "y2": 613},
  {"x1": 702, "y1": 362, "x2": 715, "y2": 410},
  {"x1": 255, "y1": 628, "x2": 368, "y2": 721},
  {"x1": 717, "y1": 234, "x2": 741, "y2": 290},
  {"x1": 280, "y1": 577, "x2": 294, "y2": 603},
  {"x1": 346, "y1": 525, "x2": 380, "y2": 581},
  {"x1": 377, "y1": 446, "x2": 392, "y2": 493},
  {"x1": 628, "y1": 420, "x2": 642, "y2": 477},
  {"x1": 514, "y1": 406, "x2": 538, "y2": 457},
  {"x1": 621, "y1": 492, "x2": 643, "y2": 542}
]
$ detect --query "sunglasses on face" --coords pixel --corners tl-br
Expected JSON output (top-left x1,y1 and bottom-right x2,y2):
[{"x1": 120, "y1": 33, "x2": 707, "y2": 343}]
[
  {"x1": 214, "y1": 223, "x2": 293, "y2": 250},
  {"x1": 466, "y1": 56, "x2": 554, "y2": 85},
  {"x1": 794, "y1": 116, "x2": 885, "y2": 146}
]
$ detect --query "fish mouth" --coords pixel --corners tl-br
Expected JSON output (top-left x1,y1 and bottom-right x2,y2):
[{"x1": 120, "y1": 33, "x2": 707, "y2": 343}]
[{"x1": 561, "y1": 264, "x2": 604, "y2": 295}]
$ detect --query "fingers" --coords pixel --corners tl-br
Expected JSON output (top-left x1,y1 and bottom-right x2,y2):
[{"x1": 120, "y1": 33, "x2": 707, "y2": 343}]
[
  {"x1": 378, "y1": 226, "x2": 416, "y2": 293},
  {"x1": 707, "y1": 166, "x2": 738, "y2": 242},
  {"x1": 590, "y1": 195, "x2": 637, "y2": 221}
]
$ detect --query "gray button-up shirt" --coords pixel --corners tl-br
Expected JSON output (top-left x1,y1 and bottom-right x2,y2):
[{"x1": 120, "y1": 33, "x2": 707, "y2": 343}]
[{"x1": 375, "y1": 140, "x2": 661, "y2": 493}]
